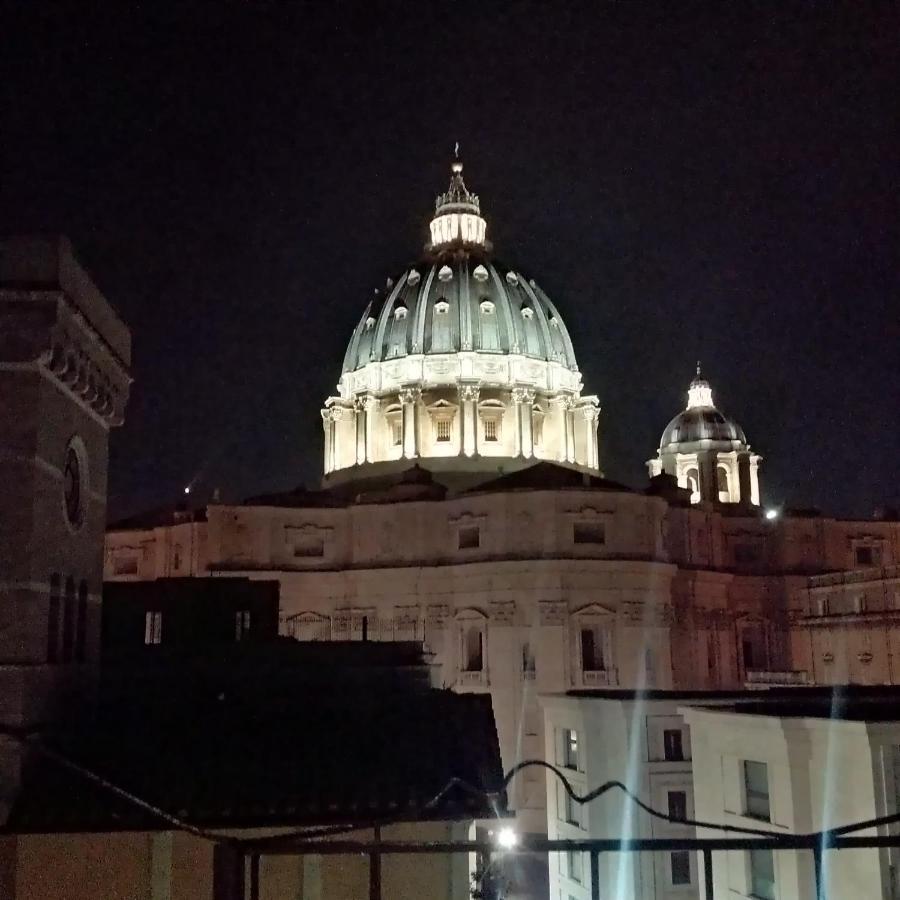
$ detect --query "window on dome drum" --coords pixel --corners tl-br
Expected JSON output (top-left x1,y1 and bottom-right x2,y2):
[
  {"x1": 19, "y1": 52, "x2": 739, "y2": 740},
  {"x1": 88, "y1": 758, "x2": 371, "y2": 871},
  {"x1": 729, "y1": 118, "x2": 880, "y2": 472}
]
[
  {"x1": 435, "y1": 418, "x2": 452, "y2": 442},
  {"x1": 748, "y1": 848, "x2": 775, "y2": 900},
  {"x1": 743, "y1": 760, "x2": 770, "y2": 820},
  {"x1": 458, "y1": 525, "x2": 480, "y2": 549},
  {"x1": 235, "y1": 610, "x2": 251, "y2": 641},
  {"x1": 144, "y1": 610, "x2": 162, "y2": 646},
  {"x1": 663, "y1": 728, "x2": 684, "y2": 761},
  {"x1": 580, "y1": 625, "x2": 609, "y2": 671},
  {"x1": 685, "y1": 467, "x2": 700, "y2": 503},
  {"x1": 532, "y1": 412, "x2": 544, "y2": 446},
  {"x1": 483, "y1": 418, "x2": 499, "y2": 441},
  {"x1": 668, "y1": 790, "x2": 687, "y2": 821},
  {"x1": 670, "y1": 851, "x2": 691, "y2": 886},
  {"x1": 573, "y1": 522, "x2": 605, "y2": 545},
  {"x1": 560, "y1": 728, "x2": 580, "y2": 770},
  {"x1": 717, "y1": 465, "x2": 730, "y2": 502},
  {"x1": 390, "y1": 419, "x2": 402, "y2": 447}
]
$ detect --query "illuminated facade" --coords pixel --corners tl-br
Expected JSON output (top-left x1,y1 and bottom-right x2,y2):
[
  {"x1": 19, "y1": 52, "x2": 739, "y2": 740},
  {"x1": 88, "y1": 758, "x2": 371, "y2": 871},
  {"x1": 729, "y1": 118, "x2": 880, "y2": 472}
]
[
  {"x1": 647, "y1": 367, "x2": 761, "y2": 506},
  {"x1": 322, "y1": 160, "x2": 599, "y2": 484}
]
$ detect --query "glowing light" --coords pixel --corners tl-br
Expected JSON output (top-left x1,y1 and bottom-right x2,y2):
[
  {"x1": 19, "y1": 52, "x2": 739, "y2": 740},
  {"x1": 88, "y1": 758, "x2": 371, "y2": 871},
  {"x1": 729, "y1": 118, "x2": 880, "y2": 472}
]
[
  {"x1": 765, "y1": 508, "x2": 779, "y2": 520},
  {"x1": 495, "y1": 826, "x2": 518, "y2": 849},
  {"x1": 183, "y1": 486, "x2": 191, "y2": 495},
  {"x1": 429, "y1": 212, "x2": 486, "y2": 247},
  {"x1": 686, "y1": 381, "x2": 714, "y2": 409}
]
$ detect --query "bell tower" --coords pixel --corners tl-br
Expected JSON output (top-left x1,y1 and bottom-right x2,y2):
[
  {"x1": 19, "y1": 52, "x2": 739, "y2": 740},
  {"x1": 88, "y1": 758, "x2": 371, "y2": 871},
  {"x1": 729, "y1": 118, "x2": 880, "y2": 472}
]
[{"x1": 0, "y1": 236, "x2": 131, "y2": 812}]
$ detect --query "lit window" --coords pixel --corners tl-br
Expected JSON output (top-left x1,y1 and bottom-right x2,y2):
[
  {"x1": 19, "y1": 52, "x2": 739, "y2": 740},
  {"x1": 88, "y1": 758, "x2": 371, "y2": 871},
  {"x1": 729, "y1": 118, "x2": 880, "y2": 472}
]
[
  {"x1": 235, "y1": 610, "x2": 251, "y2": 641},
  {"x1": 458, "y1": 525, "x2": 480, "y2": 549},
  {"x1": 483, "y1": 418, "x2": 499, "y2": 442},
  {"x1": 748, "y1": 848, "x2": 775, "y2": 900},
  {"x1": 393, "y1": 305, "x2": 407, "y2": 320},
  {"x1": 685, "y1": 467, "x2": 700, "y2": 504},
  {"x1": 663, "y1": 729, "x2": 684, "y2": 761},
  {"x1": 480, "y1": 299, "x2": 495, "y2": 314},
  {"x1": 671, "y1": 850, "x2": 691, "y2": 886},
  {"x1": 743, "y1": 760, "x2": 770, "y2": 820},
  {"x1": 435, "y1": 418, "x2": 452, "y2": 442},
  {"x1": 434, "y1": 299, "x2": 449, "y2": 315},
  {"x1": 573, "y1": 522, "x2": 605, "y2": 545},
  {"x1": 144, "y1": 610, "x2": 162, "y2": 646},
  {"x1": 521, "y1": 306, "x2": 534, "y2": 320},
  {"x1": 560, "y1": 728, "x2": 579, "y2": 770},
  {"x1": 668, "y1": 790, "x2": 687, "y2": 821},
  {"x1": 717, "y1": 465, "x2": 730, "y2": 502}
]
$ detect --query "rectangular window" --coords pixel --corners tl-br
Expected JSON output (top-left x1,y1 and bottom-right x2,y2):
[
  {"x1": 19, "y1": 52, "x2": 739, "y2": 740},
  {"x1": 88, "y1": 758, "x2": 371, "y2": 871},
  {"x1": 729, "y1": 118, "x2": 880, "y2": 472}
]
[
  {"x1": 562, "y1": 786, "x2": 581, "y2": 827},
  {"x1": 113, "y1": 555, "x2": 139, "y2": 575},
  {"x1": 561, "y1": 728, "x2": 579, "y2": 770},
  {"x1": 483, "y1": 418, "x2": 499, "y2": 442},
  {"x1": 522, "y1": 641, "x2": 536, "y2": 677},
  {"x1": 744, "y1": 760, "x2": 770, "y2": 820},
  {"x1": 670, "y1": 850, "x2": 691, "y2": 886},
  {"x1": 391, "y1": 420, "x2": 402, "y2": 446},
  {"x1": 435, "y1": 418, "x2": 452, "y2": 442},
  {"x1": 462, "y1": 626, "x2": 484, "y2": 672},
  {"x1": 580, "y1": 625, "x2": 607, "y2": 671},
  {"x1": 235, "y1": 610, "x2": 251, "y2": 641},
  {"x1": 144, "y1": 610, "x2": 162, "y2": 646},
  {"x1": 855, "y1": 545, "x2": 878, "y2": 566},
  {"x1": 667, "y1": 790, "x2": 687, "y2": 821},
  {"x1": 293, "y1": 536, "x2": 325, "y2": 558},
  {"x1": 565, "y1": 850, "x2": 582, "y2": 884},
  {"x1": 735, "y1": 543, "x2": 760, "y2": 564},
  {"x1": 533, "y1": 414, "x2": 544, "y2": 446},
  {"x1": 663, "y1": 729, "x2": 684, "y2": 761},
  {"x1": 458, "y1": 525, "x2": 480, "y2": 549},
  {"x1": 748, "y1": 848, "x2": 775, "y2": 900},
  {"x1": 573, "y1": 522, "x2": 605, "y2": 545}
]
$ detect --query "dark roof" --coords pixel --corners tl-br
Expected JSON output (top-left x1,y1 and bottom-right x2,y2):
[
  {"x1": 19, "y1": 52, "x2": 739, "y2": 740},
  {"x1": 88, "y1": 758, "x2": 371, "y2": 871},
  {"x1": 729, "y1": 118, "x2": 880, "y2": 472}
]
[
  {"x1": 241, "y1": 485, "x2": 347, "y2": 508},
  {"x1": 660, "y1": 407, "x2": 746, "y2": 447},
  {"x1": 7, "y1": 678, "x2": 504, "y2": 833},
  {"x1": 467, "y1": 461, "x2": 633, "y2": 495},
  {"x1": 107, "y1": 504, "x2": 207, "y2": 531}
]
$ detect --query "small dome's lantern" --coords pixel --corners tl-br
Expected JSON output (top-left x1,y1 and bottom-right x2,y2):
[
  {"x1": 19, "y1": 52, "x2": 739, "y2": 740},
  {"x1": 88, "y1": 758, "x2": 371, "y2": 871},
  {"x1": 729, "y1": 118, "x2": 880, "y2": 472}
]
[{"x1": 428, "y1": 159, "x2": 487, "y2": 250}]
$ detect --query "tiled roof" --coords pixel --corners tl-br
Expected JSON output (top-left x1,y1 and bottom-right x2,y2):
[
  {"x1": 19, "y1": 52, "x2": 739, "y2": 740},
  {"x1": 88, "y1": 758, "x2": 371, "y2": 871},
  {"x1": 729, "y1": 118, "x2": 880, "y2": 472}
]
[{"x1": 6, "y1": 655, "x2": 505, "y2": 833}]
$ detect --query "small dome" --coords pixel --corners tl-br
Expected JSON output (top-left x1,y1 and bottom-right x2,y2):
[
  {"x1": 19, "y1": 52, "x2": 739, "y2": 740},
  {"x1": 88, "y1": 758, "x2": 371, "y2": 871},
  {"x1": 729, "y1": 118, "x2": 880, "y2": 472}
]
[
  {"x1": 660, "y1": 408, "x2": 747, "y2": 446},
  {"x1": 659, "y1": 372, "x2": 747, "y2": 448}
]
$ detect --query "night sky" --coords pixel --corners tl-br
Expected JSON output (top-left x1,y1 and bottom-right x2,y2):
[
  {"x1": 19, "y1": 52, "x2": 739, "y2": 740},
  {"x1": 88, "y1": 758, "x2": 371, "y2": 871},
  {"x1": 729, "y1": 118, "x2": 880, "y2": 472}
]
[{"x1": 3, "y1": 2, "x2": 897, "y2": 520}]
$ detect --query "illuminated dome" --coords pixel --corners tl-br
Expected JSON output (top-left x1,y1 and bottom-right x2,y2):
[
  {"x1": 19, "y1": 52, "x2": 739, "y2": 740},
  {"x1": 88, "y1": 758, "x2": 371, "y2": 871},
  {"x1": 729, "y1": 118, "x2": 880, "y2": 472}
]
[
  {"x1": 659, "y1": 373, "x2": 747, "y2": 447},
  {"x1": 647, "y1": 366, "x2": 761, "y2": 506},
  {"x1": 322, "y1": 156, "x2": 600, "y2": 484},
  {"x1": 342, "y1": 259, "x2": 579, "y2": 374}
]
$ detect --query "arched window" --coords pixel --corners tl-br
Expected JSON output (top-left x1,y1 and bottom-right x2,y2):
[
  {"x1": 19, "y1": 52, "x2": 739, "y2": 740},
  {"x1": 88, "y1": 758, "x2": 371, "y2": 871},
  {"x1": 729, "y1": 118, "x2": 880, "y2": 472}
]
[
  {"x1": 75, "y1": 580, "x2": 88, "y2": 662},
  {"x1": 717, "y1": 465, "x2": 730, "y2": 503},
  {"x1": 47, "y1": 573, "x2": 61, "y2": 663},
  {"x1": 62, "y1": 576, "x2": 76, "y2": 662},
  {"x1": 685, "y1": 468, "x2": 700, "y2": 504}
]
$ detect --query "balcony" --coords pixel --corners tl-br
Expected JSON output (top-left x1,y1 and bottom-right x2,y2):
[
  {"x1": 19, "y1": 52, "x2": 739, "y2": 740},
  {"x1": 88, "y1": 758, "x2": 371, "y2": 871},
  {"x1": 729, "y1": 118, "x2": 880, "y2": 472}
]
[
  {"x1": 579, "y1": 668, "x2": 618, "y2": 688},
  {"x1": 745, "y1": 669, "x2": 810, "y2": 687},
  {"x1": 457, "y1": 669, "x2": 489, "y2": 688}
]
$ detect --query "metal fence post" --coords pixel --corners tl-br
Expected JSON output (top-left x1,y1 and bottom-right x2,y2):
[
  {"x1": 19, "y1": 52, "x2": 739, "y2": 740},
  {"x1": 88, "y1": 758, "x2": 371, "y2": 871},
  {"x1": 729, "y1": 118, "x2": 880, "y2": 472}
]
[
  {"x1": 590, "y1": 850, "x2": 600, "y2": 900},
  {"x1": 702, "y1": 848, "x2": 713, "y2": 900}
]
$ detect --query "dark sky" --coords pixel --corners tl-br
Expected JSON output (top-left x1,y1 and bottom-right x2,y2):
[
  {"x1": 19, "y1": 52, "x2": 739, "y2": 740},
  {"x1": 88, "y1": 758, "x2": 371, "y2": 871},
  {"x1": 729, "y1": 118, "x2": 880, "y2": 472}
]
[{"x1": 3, "y1": 1, "x2": 897, "y2": 520}]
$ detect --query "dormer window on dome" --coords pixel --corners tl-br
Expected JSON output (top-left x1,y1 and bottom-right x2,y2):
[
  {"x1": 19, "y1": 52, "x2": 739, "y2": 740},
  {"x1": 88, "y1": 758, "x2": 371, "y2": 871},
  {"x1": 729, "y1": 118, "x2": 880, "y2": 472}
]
[{"x1": 429, "y1": 159, "x2": 487, "y2": 249}]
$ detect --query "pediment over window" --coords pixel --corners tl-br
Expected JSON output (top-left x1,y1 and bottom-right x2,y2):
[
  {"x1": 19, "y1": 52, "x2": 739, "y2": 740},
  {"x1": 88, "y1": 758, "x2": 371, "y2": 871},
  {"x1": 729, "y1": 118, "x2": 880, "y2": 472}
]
[
  {"x1": 571, "y1": 602, "x2": 616, "y2": 619},
  {"x1": 455, "y1": 606, "x2": 489, "y2": 622},
  {"x1": 565, "y1": 505, "x2": 613, "y2": 518}
]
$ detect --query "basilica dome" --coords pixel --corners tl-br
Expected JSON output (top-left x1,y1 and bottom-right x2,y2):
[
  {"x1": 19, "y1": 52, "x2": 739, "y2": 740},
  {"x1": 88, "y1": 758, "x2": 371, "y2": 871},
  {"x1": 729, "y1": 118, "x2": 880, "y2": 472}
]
[
  {"x1": 321, "y1": 157, "x2": 600, "y2": 484},
  {"x1": 341, "y1": 258, "x2": 579, "y2": 374},
  {"x1": 658, "y1": 372, "x2": 746, "y2": 449}
]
